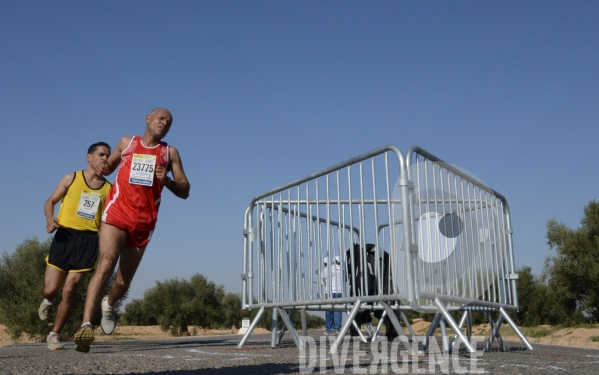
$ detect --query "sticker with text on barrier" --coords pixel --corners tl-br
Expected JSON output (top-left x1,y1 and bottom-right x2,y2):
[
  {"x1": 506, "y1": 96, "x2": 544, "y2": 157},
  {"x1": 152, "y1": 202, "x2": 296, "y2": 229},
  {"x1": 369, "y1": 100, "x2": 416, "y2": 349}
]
[
  {"x1": 129, "y1": 154, "x2": 156, "y2": 186},
  {"x1": 77, "y1": 191, "x2": 101, "y2": 219}
]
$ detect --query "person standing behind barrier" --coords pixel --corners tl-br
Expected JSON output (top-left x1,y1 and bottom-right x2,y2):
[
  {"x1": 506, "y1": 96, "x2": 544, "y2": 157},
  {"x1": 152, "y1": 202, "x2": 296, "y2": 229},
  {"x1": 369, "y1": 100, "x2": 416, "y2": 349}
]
[
  {"x1": 321, "y1": 256, "x2": 343, "y2": 335},
  {"x1": 39, "y1": 142, "x2": 112, "y2": 350},
  {"x1": 73, "y1": 108, "x2": 190, "y2": 353}
]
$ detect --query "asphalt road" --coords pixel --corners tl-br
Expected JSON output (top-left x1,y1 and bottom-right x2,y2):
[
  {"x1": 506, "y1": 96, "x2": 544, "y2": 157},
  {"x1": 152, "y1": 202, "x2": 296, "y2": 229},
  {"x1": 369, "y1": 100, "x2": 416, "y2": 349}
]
[{"x1": 1, "y1": 331, "x2": 598, "y2": 374}]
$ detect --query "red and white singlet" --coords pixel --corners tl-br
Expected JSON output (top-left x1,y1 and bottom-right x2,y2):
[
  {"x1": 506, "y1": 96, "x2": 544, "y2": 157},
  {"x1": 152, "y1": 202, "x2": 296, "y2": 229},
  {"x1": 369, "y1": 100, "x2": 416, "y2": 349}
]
[{"x1": 102, "y1": 136, "x2": 169, "y2": 231}]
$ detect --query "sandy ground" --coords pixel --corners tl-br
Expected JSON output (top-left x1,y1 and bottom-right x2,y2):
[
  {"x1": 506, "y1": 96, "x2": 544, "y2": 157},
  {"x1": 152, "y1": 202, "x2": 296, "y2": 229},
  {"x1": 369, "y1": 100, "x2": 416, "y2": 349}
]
[
  {"x1": 2, "y1": 322, "x2": 598, "y2": 349},
  {"x1": 409, "y1": 319, "x2": 599, "y2": 349}
]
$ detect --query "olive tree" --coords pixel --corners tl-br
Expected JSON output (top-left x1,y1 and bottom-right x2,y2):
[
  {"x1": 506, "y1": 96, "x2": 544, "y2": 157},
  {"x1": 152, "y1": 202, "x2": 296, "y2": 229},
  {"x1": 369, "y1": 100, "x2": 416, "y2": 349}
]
[
  {"x1": 124, "y1": 273, "x2": 225, "y2": 335},
  {"x1": 545, "y1": 200, "x2": 599, "y2": 323}
]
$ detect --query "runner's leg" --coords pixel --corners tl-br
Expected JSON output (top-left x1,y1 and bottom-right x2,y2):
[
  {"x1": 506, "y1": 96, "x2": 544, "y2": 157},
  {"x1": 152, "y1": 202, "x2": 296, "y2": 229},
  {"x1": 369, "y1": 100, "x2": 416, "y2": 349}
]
[
  {"x1": 51, "y1": 272, "x2": 85, "y2": 333},
  {"x1": 41, "y1": 266, "x2": 67, "y2": 301},
  {"x1": 107, "y1": 244, "x2": 146, "y2": 306},
  {"x1": 81, "y1": 223, "x2": 127, "y2": 323}
]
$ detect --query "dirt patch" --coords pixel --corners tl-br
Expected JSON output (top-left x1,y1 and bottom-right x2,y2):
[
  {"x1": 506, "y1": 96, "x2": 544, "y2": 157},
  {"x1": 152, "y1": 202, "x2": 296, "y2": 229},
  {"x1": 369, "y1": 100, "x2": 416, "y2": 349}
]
[
  {"x1": 0, "y1": 325, "x2": 42, "y2": 346},
  {"x1": 512, "y1": 327, "x2": 599, "y2": 349},
  {"x1": 0, "y1": 324, "x2": 269, "y2": 346},
  {"x1": 410, "y1": 318, "x2": 431, "y2": 333},
  {"x1": 401, "y1": 319, "x2": 599, "y2": 350}
]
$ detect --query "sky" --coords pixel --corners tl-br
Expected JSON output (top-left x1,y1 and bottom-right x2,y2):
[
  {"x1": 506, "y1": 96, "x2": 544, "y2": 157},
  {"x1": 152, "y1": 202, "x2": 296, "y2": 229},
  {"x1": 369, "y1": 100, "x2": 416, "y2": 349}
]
[{"x1": 1, "y1": 1, "x2": 598, "y2": 306}]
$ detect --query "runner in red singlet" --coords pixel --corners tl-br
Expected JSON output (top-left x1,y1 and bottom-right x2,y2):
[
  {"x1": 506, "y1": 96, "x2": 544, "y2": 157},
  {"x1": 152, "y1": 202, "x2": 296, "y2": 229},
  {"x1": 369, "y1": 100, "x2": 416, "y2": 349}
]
[
  {"x1": 102, "y1": 135, "x2": 170, "y2": 245},
  {"x1": 74, "y1": 108, "x2": 190, "y2": 353}
]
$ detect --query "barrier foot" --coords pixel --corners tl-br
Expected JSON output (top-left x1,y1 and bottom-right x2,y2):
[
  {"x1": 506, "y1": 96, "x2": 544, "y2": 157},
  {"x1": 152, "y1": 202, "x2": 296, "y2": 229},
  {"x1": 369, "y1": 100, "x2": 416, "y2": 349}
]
[
  {"x1": 237, "y1": 306, "x2": 265, "y2": 348},
  {"x1": 419, "y1": 312, "x2": 442, "y2": 352},
  {"x1": 467, "y1": 309, "x2": 472, "y2": 340},
  {"x1": 301, "y1": 308, "x2": 308, "y2": 337},
  {"x1": 350, "y1": 317, "x2": 369, "y2": 343},
  {"x1": 270, "y1": 308, "x2": 278, "y2": 348},
  {"x1": 400, "y1": 310, "x2": 416, "y2": 338},
  {"x1": 371, "y1": 310, "x2": 387, "y2": 341},
  {"x1": 331, "y1": 300, "x2": 361, "y2": 354},
  {"x1": 380, "y1": 301, "x2": 410, "y2": 344},
  {"x1": 450, "y1": 310, "x2": 470, "y2": 351},
  {"x1": 277, "y1": 309, "x2": 295, "y2": 345},
  {"x1": 484, "y1": 312, "x2": 507, "y2": 352},
  {"x1": 364, "y1": 322, "x2": 376, "y2": 336},
  {"x1": 499, "y1": 307, "x2": 534, "y2": 351},
  {"x1": 433, "y1": 298, "x2": 476, "y2": 353},
  {"x1": 440, "y1": 317, "x2": 449, "y2": 353},
  {"x1": 277, "y1": 308, "x2": 303, "y2": 348}
]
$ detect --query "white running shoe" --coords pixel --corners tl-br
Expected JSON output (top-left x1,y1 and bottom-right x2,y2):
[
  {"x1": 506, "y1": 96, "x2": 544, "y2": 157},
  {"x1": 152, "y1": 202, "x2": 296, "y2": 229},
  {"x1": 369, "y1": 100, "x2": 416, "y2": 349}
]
[
  {"x1": 38, "y1": 299, "x2": 53, "y2": 321},
  {"x1": 101, "y1": 296, "x2": 116, "y2": 334},
  {"x1": 46, "y1": 332, "x2": 64, "y2": 350}
]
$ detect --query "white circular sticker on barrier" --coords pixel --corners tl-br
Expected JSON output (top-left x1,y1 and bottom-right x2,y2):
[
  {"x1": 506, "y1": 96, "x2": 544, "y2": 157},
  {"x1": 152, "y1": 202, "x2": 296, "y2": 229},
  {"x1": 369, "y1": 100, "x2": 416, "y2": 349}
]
[
  {"x1": 417, "y1": 211, "x2": 463, "y2": 263},
  {"x1": 389, "y1": 159, "x2": 507, "y2": 299}
]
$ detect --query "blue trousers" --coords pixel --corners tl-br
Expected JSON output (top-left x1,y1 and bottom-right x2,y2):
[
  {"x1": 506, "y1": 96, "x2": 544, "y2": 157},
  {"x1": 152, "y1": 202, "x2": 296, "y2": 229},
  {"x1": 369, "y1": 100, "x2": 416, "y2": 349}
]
[{"x1": 325, "y1": 293, "x2": 342, "y2": 333}]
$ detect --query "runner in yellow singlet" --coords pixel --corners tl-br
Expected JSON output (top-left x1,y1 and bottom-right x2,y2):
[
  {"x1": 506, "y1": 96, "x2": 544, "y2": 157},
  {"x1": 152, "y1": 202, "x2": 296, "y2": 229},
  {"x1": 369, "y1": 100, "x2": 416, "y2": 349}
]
[{"x1": 39, "y1": 142, "x2": 111, "y2": 350}]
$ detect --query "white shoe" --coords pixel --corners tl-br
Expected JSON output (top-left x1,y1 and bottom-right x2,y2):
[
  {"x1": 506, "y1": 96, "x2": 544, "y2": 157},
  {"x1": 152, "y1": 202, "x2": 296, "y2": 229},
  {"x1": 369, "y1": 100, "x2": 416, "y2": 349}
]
[
  {"x1": 38, "y1": 299, "x2": 53, "y2": 321},
  {"x1": 47, "y1": 332, "x2": 64, "y2": 350},
  {"x1": 100, "y1": 296, "x2": 116, "y2": 334}
]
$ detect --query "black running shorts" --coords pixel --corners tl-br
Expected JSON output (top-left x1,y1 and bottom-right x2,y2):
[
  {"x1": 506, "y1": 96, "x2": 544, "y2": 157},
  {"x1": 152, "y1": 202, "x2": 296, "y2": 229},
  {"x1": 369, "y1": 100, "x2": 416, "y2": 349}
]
[{"x1": 46, "y1": 228, "x2": 99, "y2": 273}]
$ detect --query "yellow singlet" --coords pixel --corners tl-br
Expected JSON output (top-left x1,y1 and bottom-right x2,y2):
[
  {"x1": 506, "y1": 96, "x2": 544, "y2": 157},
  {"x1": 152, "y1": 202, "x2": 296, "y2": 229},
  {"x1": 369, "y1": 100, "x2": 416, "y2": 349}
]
[{"x1": 56, "y1": 171, "x2": 112, "y2": 232}]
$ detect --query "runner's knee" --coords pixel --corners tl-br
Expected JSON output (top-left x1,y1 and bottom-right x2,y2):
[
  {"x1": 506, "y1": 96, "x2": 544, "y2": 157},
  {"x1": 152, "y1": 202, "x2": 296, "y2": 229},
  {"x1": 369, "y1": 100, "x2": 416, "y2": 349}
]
[
  {"x1": 97, "y1": 253, "x2": 119, "y2": 271},
  {"x1": 41, "y1": 284, "x2": 59, "y2": 300},
  {"x1": 61, "y1": 282, "x2": 79, "y2": 300}
]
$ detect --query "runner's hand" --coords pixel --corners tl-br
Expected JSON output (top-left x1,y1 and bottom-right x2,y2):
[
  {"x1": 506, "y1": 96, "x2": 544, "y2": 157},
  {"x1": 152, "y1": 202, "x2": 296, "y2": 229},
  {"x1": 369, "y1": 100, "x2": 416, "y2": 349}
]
[
  {"x1": 95, "y1": 160, "x2": 110, "y2": 176},
  {"x1": 46, "y1": 217, "x2": 59, "y2": 233},
  {"x1": 155, "y1": 165, "x2": 168, "y2": 185},
  {"x1": 100, "y1": 161, "x2": 110, "y2": 175}
]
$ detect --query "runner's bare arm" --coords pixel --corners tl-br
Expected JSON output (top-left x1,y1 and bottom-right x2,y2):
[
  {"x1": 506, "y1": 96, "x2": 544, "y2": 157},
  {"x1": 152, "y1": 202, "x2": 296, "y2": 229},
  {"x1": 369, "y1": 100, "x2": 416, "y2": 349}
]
[
  {"x1": 161, "y1": 146, "x2": 190, "y2": 199},
  {"x1": 98, "y1": 136, "x2": 132, "y2": 176},
  {"x1": 44, "y1": 173, "x2": 75, "y2": 233}
]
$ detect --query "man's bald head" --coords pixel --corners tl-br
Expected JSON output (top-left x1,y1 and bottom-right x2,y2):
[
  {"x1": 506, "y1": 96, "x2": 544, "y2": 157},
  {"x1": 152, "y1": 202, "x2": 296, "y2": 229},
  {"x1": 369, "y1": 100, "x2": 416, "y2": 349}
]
[
  {"x1": 149, "y1": 108, "x2": 173, "y2": 122},
  {"x1": 144, "y1": 108, "x2": 173, "y2": 141}
]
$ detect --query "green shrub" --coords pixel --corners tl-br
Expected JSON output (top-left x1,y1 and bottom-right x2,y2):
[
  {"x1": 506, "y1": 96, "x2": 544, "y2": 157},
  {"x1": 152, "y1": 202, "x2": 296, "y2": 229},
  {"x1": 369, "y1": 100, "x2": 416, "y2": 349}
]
[
  {"x1": 0, "y1": 238, "x2": 53, "y2": 342},
  {"x1": 121, "y1": 273, "x2": 225, "y2": 335},
  {"x1": 0, "y1": 237, "x2": 124, "y2": 342}
]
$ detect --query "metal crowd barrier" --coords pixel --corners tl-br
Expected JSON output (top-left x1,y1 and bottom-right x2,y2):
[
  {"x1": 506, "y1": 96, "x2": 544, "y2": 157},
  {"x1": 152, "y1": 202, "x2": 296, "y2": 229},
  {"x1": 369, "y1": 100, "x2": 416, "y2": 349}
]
[{"x1": 239, "y1": 144, "x2": 532, "y2": 354}]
